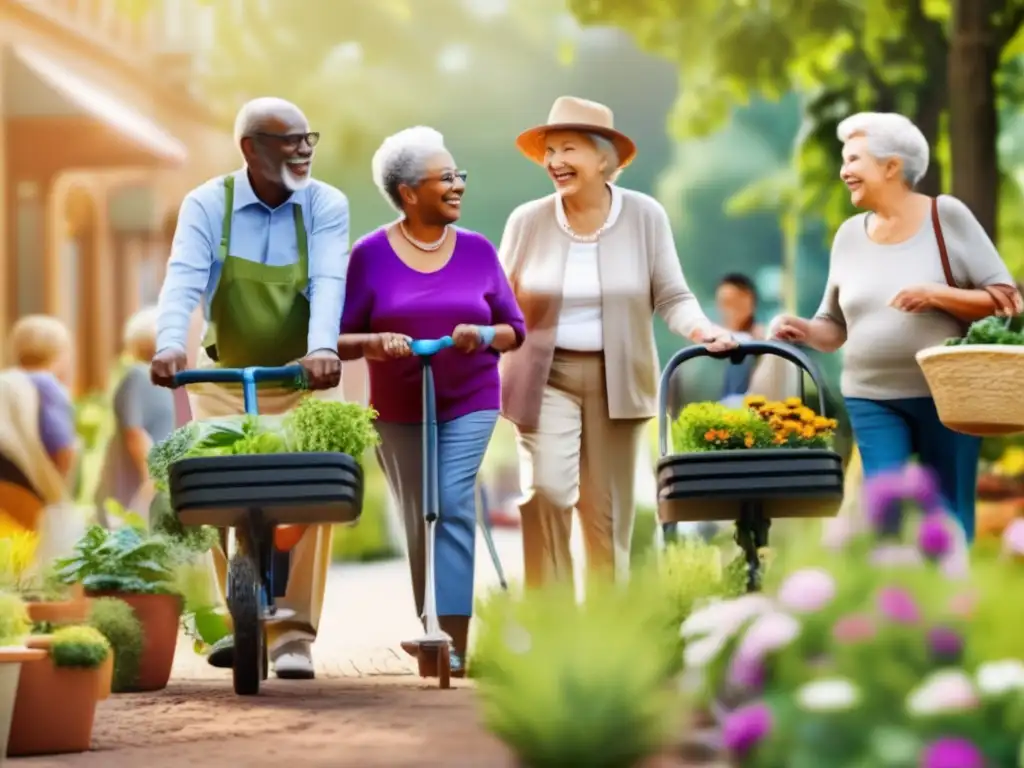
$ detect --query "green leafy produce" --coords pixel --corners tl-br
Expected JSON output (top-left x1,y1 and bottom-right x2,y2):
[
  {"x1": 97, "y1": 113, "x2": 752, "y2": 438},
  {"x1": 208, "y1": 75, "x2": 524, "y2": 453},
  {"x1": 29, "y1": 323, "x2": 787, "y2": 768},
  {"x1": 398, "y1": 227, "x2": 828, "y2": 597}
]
[
  {"x1": 50, "y1": 625, "x2": 110, "y2": 669},
  {"x1": 285, "y1": 397, "x2": 380, "y2": 456},
  {"x1": 88, "y1": 597, "x2": 143, "y2": 691},
  {"x1": 944, "y1": 315, "x2": 1024, "y2": 346},
  {"x1": 54, "y1": 525, "x2": 178, "y2": 595}
]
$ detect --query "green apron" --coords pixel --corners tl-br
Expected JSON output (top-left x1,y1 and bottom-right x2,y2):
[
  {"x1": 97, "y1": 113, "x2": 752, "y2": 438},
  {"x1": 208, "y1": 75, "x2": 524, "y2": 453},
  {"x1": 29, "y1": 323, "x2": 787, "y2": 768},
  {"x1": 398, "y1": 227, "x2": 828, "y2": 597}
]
[{"x1": 202, "y1": 175, "x2": 311, "y2": 368}]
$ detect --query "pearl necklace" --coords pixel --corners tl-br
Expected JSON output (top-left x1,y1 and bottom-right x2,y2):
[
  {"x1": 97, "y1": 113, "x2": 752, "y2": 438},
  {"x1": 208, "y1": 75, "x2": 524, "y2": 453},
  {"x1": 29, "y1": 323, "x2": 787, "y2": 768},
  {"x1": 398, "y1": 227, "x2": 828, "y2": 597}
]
[
  {"x1": 400, "y1": 221, "x2": 449, "y2": 252},
  {"x1": 559, "y1": 220, "x2": 605, "y2": 243}
]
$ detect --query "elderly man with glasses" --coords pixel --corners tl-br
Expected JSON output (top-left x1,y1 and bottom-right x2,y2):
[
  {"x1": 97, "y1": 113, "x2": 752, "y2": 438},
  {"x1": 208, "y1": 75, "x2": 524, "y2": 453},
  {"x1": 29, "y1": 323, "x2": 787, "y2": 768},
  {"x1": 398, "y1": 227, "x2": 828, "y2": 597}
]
[{"x1": 150, "y1": 96, "x2": 348, "y2": 680}]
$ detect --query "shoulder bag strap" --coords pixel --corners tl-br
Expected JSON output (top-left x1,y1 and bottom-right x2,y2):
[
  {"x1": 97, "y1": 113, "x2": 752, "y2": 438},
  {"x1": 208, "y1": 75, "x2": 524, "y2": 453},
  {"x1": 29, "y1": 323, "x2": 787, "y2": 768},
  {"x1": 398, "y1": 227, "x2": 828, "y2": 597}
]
[{"x1": 218, "y1": 175, "x2": 234, "y2": 262}]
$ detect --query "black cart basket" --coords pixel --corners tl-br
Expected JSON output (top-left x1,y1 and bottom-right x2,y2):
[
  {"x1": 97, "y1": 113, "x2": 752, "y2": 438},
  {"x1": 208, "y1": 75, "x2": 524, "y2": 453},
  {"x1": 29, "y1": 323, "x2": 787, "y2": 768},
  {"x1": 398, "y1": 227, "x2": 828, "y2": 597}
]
[{"x1": 656, "y1": 341, "x2": 844, "y2": 590}]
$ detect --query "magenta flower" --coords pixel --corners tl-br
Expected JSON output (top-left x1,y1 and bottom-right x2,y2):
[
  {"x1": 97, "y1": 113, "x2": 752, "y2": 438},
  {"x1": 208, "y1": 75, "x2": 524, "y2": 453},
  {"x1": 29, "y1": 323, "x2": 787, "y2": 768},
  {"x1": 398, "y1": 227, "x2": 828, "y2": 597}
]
[
  {"x1": 901, "y1": 463, "x2": 941, "y2": 510},
  {"x1": 862, "y1": 472, "x2": 908, "y2": 536},
  {"x1": 721, "y1": 701, "x2": 772, "y2": 755},
  {"x1": 832, "y1": 613, "x2": 877, "y2": 644},
  {"x1": 877, "y1": 586, "x2": 920, "y2": 624},
  {"x1": 727, "y1": 653, "x2": 765, "y2": 691},
  {"x1": 920, "y1": 737, "x2": 984, "y2": 768},
  {"x1": 928, "y1": 625, "x2": 964, "y2": 663},
  {"x1": 919, "y1": 515, "x2": 954, "y2": 560}
]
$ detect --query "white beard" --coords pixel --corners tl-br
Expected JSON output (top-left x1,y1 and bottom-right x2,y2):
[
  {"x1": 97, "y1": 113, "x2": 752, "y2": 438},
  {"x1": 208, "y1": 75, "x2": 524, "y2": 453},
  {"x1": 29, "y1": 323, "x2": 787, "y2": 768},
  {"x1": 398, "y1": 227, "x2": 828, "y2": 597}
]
[{"x1": 282, "y1": 161, "x2": 312, "y2": 191}]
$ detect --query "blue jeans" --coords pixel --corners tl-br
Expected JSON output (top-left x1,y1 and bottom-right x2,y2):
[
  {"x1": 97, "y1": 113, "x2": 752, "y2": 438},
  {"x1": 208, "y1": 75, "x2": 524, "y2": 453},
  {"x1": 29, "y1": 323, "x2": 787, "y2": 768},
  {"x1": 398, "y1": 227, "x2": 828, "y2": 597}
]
[
  {"x1": 845, "y1": 397, "x2": 981, "y2": 541},
  {"x1": 376, "y1": 410, "x2": 499, "y2": 617}
]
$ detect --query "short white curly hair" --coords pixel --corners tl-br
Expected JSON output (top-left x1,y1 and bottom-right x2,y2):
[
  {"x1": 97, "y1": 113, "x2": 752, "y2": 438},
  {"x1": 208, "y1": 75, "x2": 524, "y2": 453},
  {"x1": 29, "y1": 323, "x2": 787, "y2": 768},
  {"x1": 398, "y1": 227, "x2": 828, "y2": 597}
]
[
  {"x1": 836, "y1": 112, "x2": 930, "y2": 187},
  {"x1": 371, "y1": 126, "x2": 448, "y2": 211}
]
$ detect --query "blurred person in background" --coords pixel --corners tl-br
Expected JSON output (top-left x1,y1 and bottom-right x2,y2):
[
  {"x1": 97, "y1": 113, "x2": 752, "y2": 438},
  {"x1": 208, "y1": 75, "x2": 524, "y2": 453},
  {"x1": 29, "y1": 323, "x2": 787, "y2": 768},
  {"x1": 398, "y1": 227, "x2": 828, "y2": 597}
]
[
  {"x1": 94, "y1": 306, "x2": 175, "y2": 525},
  {"x1": 0, "y1": 316, "x2": 76, "y2": 543},
  {"x1": 498, "y1": 96, "x2": 736, "y2": 589},
  {"x1": 339, "y1": 127, "x2": 525, "y2": 677},
  {"x1": 150, "y1": 97, "x2": 347, "y2": 679},
  {"x1": 716, "y1": 272, "x2": 763, "y2": 406},
  {"x1": 771, "y1": 111, "x2": 1021, "y2": 541}
]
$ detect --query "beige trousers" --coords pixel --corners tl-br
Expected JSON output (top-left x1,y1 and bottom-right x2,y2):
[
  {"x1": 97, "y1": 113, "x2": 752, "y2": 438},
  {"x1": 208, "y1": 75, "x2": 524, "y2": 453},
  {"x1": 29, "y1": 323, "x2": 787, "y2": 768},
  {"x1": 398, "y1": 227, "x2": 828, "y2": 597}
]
[
  {"x1": 514, "y1": 351, "x2": 647, "y2": 588},
  {"x1": 186, "y1": 348, "x2": 337, "y2": 648}
]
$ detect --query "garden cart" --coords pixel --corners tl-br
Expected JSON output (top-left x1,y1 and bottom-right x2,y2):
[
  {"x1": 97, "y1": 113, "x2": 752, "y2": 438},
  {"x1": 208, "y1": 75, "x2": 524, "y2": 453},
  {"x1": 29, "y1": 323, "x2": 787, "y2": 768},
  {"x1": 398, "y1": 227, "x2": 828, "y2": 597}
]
[
  {"x1": 401, "y1": 335, "x2": 507, "y2": 689},
  {"x1": 167, "y1": 365, "x2": 364, "y2": 696},
  {"x1": 657, "y1": 340, "x2": 844, "y2": 591}
]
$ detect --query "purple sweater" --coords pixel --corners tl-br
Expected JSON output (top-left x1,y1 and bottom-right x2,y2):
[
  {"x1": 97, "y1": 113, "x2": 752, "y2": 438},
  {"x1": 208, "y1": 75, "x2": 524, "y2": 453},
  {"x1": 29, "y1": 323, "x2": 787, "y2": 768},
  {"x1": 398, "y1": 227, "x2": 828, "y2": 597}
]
[{"x1": 341, "y1": 227, "x2": 526, "y2": 424}]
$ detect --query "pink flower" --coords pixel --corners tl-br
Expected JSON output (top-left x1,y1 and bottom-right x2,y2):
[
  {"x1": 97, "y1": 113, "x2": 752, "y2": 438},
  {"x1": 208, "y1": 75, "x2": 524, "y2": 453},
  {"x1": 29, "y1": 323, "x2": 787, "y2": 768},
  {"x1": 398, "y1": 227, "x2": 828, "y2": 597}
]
[
  {"x1": 1003, "y1": 518, "x2": 1024, "y2": 557},
  {"x1": 832, "y1": 613, "x2": 877, "y2": 644},
  {"x1": 722, "y1": 702, "x2": 772, "y2": 755},
  {"x1": 736, "y1": 612, "x2": 801, "y2": 659},
  {"x1": 821, "y1": 516, "x2": 858, "y2": 550},
  {"x1": 777, "y1": 569, "x2": 836, "y2": 614},
  {"x1": 907, "y1": 669, "x2": 979, "y2": 715},
  {"x1": 727, "y1": 653, "x2": 765, "y2": 691},
  {"x1": 877, "y1": 586, "x2": 920, "y2": 624}
]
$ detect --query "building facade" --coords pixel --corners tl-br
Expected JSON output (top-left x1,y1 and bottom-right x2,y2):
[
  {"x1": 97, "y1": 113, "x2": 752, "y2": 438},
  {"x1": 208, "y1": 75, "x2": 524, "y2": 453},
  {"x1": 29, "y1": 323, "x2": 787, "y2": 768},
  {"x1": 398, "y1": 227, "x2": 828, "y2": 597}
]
[{"x1": 0, "y1": 0, "x2": 235, "y2": 393}]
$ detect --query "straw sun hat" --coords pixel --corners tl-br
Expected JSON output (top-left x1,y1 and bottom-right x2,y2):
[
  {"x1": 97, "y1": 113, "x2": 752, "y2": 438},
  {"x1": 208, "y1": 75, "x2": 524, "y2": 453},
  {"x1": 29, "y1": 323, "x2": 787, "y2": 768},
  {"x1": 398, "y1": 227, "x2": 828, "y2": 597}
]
[{"x1": 515, "y1": 96, "x2": 637, "y2": 169}]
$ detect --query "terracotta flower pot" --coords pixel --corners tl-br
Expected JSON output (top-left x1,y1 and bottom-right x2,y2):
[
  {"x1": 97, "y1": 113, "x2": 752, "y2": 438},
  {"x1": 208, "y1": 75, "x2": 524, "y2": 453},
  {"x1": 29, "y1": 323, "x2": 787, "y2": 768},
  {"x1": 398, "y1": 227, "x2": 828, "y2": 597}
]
[
  {"x1": 24, "y1": 584, "x2": 90, "y2": 627},
  {"x1": 95, "y1": 653, "x2": 113, "y2": 700},
  {"x1": 7, "y1": 640, "x2": 101, "y2": 756},
  {"x1": 89, "y1": 592, "x2": 182, "y2": 692},
  {"x1": 0, "y1": 647, "x2": 46, "y2": 763}
]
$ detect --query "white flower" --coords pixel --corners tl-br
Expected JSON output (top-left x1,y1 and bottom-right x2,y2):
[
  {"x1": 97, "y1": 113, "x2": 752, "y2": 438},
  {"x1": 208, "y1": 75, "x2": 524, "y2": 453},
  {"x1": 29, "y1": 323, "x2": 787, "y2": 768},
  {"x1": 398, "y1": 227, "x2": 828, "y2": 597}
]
[
  {"x1": 680, "y1": 594, "x2": 772, "y2": 641},
  {"x1": 907, "y1": 668, "x2": 979, "y2": 716},
  {"x1": 683, "y1": 631, "x2": 729, "y2": 669},
  {"x1": 736, "y1": 611, "x2": 801, "y2": 659},
  {"x1": 796, "y1": 678, "x2": 861, "y2": 712},
  {"x1": 977, "y1": 660, "x2": 1024, "y2": 697}
]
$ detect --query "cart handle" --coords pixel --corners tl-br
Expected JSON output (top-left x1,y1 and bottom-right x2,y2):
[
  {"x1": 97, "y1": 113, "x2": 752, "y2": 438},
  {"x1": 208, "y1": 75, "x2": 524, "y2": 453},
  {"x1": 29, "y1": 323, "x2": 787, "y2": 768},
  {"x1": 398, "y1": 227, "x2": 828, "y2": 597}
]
[
  {"x1": 410, "y1": 336, "x2": 455, "y2": 357},
  {"x1": 657, "y1": 340, "x2": 830, "y2": 458},
  {"x1": 171, "y1": 365, "x2": 306, "y2": 416}
]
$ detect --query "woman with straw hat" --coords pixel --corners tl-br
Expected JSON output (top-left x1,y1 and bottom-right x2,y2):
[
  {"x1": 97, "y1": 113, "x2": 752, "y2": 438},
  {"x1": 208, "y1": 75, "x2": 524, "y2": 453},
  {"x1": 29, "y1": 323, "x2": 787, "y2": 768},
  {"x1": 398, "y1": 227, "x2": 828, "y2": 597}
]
[{"x1": 498, "y1": 96, "x2": 736, "y2": 588}]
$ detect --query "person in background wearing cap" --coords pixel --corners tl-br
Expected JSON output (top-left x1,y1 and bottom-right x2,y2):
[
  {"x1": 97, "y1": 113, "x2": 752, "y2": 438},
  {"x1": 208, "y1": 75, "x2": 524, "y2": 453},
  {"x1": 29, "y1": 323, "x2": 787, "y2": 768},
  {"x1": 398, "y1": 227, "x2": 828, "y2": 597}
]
[{"x1": 497, "y1": 96, "x2": 737, "y2": 589}]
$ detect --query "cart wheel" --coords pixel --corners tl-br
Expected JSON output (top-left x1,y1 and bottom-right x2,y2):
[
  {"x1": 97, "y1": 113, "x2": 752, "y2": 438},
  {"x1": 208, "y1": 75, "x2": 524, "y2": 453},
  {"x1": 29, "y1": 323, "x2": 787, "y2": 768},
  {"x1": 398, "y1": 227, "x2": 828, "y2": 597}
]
[
  {"x1": 436, "y1": 644, "x2": 451, "y2": 690},
  {"x1": 227, "y1": 551, "x2": 263, "y2": 696}
]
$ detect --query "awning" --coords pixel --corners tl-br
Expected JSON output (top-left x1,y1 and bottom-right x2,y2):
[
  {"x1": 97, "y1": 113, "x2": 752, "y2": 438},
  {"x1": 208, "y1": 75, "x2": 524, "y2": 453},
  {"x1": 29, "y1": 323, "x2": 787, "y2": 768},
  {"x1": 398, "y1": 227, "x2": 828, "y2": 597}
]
[{"x1": 11, "y1": 45, "x2": 188, "y2": 164}]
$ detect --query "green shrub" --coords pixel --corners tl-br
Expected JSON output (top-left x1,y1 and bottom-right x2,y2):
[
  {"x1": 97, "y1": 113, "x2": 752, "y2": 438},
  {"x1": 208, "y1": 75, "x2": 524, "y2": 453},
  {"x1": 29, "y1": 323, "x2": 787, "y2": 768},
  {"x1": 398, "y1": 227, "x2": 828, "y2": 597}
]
[
  {"x1": 0, "y1": 592, "x2": 30, "y2": 645},
  {"x1": 50, "y1": 625, "x2": 110, "y2": 669},
  {"x1": 471, "y1": 576, "x2": 681, "y2": 768},
  {"x1": 673, "y1": 401, "x2": 776, "y2": 453},
  {"x1": 87, "y1": 598, "x2": 143, "y2": 691},
  {"x1": 332, "y1": 457, "x2": 400, "y2": 563}
]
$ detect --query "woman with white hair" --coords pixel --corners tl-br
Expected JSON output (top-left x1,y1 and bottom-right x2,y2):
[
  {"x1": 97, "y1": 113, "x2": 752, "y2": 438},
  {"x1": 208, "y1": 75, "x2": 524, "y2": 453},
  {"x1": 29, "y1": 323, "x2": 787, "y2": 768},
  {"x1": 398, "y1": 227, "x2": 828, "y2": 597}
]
[
  {"x1": 772, "y1": 111, "x2": 1021, "y2": 541},
  {"x1": 95, "y1": 306, "x2": 176, "y2": 521},
  {"x1": 338, "y1": 126, "x2": 526, "y2": 676},
  {"x1": 497, "y1": 96, "x2": 736, "y2": 589}
]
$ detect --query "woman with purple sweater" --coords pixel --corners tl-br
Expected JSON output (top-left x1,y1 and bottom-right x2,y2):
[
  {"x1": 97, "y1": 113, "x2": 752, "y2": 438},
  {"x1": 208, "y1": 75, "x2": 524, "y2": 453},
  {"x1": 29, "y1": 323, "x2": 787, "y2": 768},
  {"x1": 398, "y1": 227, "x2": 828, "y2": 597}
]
[{"x1": 339, "y1": 127, "x2": 525, "y2": 676}]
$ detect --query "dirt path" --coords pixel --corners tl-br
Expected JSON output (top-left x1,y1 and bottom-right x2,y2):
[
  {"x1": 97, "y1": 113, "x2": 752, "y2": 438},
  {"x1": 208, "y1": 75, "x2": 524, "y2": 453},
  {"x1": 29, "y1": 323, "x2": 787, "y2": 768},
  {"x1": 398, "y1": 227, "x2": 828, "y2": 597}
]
[{"x1": 14, "y1": 677, "x2": 701, "y2": 767}]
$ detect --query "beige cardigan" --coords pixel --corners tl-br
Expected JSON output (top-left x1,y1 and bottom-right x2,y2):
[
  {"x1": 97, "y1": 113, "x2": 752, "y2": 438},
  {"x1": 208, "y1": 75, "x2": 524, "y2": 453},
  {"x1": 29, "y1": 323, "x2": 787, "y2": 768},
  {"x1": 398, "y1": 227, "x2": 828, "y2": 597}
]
[{"x1": 498, "y1": 188, "x2": 712, "y2": 430}]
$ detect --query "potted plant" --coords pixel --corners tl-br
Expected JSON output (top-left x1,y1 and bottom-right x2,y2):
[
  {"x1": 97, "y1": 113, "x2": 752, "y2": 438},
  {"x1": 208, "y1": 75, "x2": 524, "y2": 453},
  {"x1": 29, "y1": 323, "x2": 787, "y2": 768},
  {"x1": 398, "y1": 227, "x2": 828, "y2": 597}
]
[
  {"x1": 679, "y1": 464, "x2": 1024, "y2": 766},
  {"x1": 53, "y1": 525, "x2": 182, "y2": 692},
  {"x1": 8, "y1": 625, "x2": 110, "y2": 756},
  {"x1": 918, "y1": 315, "x2": 1024, "y2": 435},
  {"x1": 87, "y1": 597, "x2": 143, "y2": 697},
  {"x1": 0, "y1": 592, "x2": 46, "y2": 761},
  {"x1": 471, "y1": 575, "x2": 682, "y2": 768}
]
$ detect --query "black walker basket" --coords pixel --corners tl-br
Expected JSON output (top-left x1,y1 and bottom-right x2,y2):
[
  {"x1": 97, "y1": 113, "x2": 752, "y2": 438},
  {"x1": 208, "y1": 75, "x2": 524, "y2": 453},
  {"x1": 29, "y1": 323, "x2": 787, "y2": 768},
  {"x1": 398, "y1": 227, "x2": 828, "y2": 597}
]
[{"x1": 656, "y1": 340, "x2": 844, "y2": 590}]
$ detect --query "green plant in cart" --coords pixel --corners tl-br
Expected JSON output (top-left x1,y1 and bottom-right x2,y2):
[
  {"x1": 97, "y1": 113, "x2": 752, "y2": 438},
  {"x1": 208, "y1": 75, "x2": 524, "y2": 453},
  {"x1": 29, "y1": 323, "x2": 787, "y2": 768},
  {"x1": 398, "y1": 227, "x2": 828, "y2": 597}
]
[
  {"x1": 87, "y1": 597, "x2": 143, "y2": 691},
  {"x1": 49, "y1": 625, "x2": 110, "y2": 669},
  {"x1": 53, "y1": 525, "x2": 178, "y2": 595},
  {"x1": 0, "y1": 592, "x2": 30, "y2": 645},
  {"x1": 471, "y1": 575, "x2": 681, "y2": 768}
]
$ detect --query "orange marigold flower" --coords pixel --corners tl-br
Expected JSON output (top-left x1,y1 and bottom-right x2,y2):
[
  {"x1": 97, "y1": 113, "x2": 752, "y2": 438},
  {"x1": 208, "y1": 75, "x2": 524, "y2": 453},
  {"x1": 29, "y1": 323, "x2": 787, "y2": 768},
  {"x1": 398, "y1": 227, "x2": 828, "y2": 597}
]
[
  {"x1": 802, "y1": 426, "x2": 816, "y2": 439},
  {"x1": 744, "y1": 433, "x2": 754, "y2": 448},
  {"x1": 704, "y1": 430, "x2": 716, "y2": 441},
  {"x1": 784, "y1": 397, "x2": 802, "y2": 407}
]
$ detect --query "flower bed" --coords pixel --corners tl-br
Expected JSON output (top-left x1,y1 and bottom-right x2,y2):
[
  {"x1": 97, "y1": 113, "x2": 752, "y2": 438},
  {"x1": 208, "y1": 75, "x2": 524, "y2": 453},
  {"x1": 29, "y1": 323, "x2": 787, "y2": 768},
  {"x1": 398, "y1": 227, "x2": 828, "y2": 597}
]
[
  {"x1": 680, "y1": 464, "x2": 1024, "y2": 766},
  {"x1": 673, "y1": 396, "x2": 838, "y2": 453}
]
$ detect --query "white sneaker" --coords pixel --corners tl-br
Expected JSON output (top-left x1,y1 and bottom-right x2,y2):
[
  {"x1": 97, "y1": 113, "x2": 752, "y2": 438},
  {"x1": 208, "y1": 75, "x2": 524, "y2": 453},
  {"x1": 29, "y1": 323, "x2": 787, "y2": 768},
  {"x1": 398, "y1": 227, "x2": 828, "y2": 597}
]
[{"x1": 271, "y1": 639, "x2": 314, "y2": 680}]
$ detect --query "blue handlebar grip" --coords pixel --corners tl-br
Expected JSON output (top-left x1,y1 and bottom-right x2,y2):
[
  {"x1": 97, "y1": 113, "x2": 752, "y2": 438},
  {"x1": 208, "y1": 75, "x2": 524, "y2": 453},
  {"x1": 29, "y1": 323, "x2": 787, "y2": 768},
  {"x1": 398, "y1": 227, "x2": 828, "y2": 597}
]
[
  {"x1": 171, "y1": 365, "x2": 306, "y2": 416},
  {"x1": 409, "y1": 336, "x2": 455, "y2": 357}
]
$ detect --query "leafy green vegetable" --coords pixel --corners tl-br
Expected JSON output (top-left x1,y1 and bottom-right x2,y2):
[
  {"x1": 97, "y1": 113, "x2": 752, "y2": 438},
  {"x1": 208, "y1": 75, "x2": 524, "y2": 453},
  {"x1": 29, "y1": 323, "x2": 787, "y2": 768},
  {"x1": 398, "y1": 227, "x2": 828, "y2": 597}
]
[
  {"x1": 945, "y1": 315, "x2": 1024, "y2": 346},
  {"x1": 284, "y1": 397, "x2": 380, "y2": 457},
  {"x1": 54, "y1": 525, "x2": 179, "y2": 595}
]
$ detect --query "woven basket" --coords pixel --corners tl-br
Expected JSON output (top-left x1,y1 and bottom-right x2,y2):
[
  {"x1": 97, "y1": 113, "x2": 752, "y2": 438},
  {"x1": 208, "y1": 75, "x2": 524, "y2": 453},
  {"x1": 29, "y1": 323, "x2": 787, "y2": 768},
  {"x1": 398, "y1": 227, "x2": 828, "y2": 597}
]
[{"x1": 916, "y1": 345, "x2": 1024, "y2": 436}]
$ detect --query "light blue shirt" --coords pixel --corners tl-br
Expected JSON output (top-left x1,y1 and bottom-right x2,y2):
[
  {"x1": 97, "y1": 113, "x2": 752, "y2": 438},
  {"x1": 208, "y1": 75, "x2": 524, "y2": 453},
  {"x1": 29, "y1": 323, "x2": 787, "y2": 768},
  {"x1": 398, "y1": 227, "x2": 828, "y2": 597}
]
[{"x1": 155, "y1": 168, "x2": 349, "y2": 356}]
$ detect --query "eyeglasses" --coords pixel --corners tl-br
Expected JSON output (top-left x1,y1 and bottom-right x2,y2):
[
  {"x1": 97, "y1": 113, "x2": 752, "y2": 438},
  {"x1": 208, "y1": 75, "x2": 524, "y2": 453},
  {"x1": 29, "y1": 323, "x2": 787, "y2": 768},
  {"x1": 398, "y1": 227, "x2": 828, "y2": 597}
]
[
  {"x1": 254, "y1": 131, "x2": 320, "y2": 149},
  {"x1": 424, "y1": 170, "x2": 468, "y2": 185}
]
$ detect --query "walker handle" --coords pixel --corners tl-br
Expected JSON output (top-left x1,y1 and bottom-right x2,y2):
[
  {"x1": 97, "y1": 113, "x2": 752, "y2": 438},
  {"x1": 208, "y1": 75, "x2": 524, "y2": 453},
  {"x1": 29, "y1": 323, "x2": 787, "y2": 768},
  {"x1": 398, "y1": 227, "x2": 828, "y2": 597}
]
[
  {"x1": 171, "y1": 365, "x2": 306, "y2": 416},
  {"x1": 410, "y1": 336, "x2": 455, "y2": 358}
]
